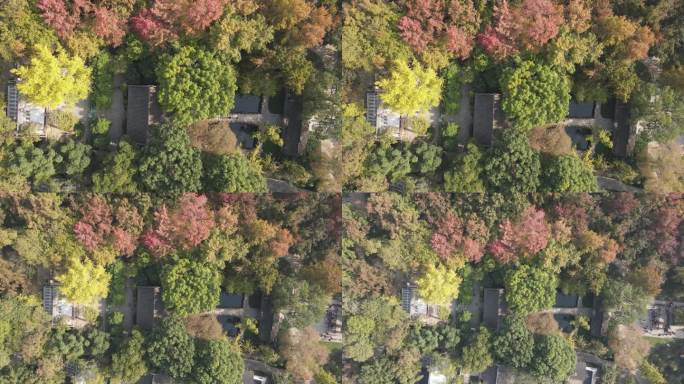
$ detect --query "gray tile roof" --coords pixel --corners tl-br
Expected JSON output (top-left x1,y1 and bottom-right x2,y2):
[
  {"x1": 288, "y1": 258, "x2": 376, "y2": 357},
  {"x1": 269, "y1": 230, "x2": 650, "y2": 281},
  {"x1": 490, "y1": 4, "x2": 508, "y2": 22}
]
[
  {"x1": 282, "y1": 93, "x2": 305, "y2": 156},
  {"x1": 568, "y1": 102, "x2": 595, "y2": 118},
  {"x1": 219, "y1": 292, "x2": 244, "y2": 309},
  {"x1": 136, "y1": 286, "x2": 161, "y2": 330},
  {"x1": 473, "y1": 93, "x2": 505, "y2": 147},
  {"x1": 482, "y1": 288, "x2": 504, "y2": 330},
  {"x1": 232, "y1": 95, "x2": 262, "y2": 114},
  {"x1": 612, "y1": 102, "x2": 632, "y2": 157},
  {"x1": 6, "y1": 80, "x2": 18, "y2": 122},
  {"x1": 126, "y1": 85, "x2": 162, "y2": 145}
]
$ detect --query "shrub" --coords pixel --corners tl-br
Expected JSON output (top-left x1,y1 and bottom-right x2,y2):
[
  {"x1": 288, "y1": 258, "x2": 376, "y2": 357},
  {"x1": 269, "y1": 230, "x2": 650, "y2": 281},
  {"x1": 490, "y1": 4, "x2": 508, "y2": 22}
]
[
  {"x1": 47, "y1": 110, "x2": 79, "y2": 131},
  {"x1": 282, "y1": 161, "x2": 313, "y2": 187},
  {"x1": 442, "y1": 63, "x2": 462, "y2": 114},
  {"x1": 107, "y1": 260, "x2": 128, "y2": 306},
  {"x1": 673, "y1": 307, "x2": 684, "y2": 325},
  {"x1": 443, "y1": 122, "x2": 459, "y2": 138},
  {"x1": 109, "y1": 311, "x2": 124, "y2": 325},
  {"x1": 408, "y1": 116, "x2": 430, "y2": 135},
  {"x1": 91, "y1": 52, "x2": 114, "y2": 110},
  {"x1": 640, "y1": 361, "x2": 666, "y2": 384},
  {"x1": 90, "y1": 118, "x2": 111, "y2": 149}
]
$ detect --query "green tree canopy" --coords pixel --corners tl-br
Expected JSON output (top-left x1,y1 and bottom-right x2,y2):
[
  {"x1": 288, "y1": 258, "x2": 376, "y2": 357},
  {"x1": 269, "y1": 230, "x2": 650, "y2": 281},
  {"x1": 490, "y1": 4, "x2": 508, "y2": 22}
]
[
  {"x1": 412, "y1": 142, "x2": 442, "y2": 174},
  {"x1": 156, "y1": 46, "x2": 237, "y2": 124},
  {"x1": 56, "y1": 140, "x2": 91, "y2": 178},
  {"x1": 363, "y1": 143, "x2": 416, "y2": 185},
  {"x1": 500, "y1": 60, "x2": 570, "y2": 130},
  {"x1": 540, "y1": 153, "x2": 598, "y2": 192},
  {"x1": 0, "y1": 0, "x2": 57, "y2": 64},
  {"x1": 530, "y1": 334, "x2": 576, "y2": 382},
  {"x1": 272, "y1": 276, "x2": 330, "y2": 329},
  {"x1": 505, "y1": 265, "x2": 557, "y2": 315},
  {"x1": 631, "y1": 82, "x2": 684, "y2": 143},
  {"x1": 344, "y1": 315, "x2": 376, "y2": 362},
  {"x1": 406, "y1": 323, "x2": 460, "y2": 355},
  {"x1": 358, "y1": 357, "x2": 395, "y2": 384},
  {"x1": 110, "y1": 330, "x2": 147, "y2": 384},
  {"x1": 202, "y1": 153, "x2": 267, "y2": 193},
  {"x1": 601, "y1": 280, "x2": 651, "y2": 325},
  {"x1": 11, "y1": 44, "x2": 91, "y2": 108},
  {"x1": 0, "y1": 295, "x2": 50, "y2": 369},
  {"x1": 146, "y1": 316, "x2": 196, "y2": 379},
  {"x1": 444, "y1": 142, "x2": 485, "y2": 192},
  {"x1": 341, "y1": 0, "x2": 410, "y2": 71},
  {"x1": 82, "y1": 327, "x2": 109, "y2": 358},
  {"x1": 5, "y1": 138, "x2": 61, "y2": 188},
  {"x1": 459, "y1": 327, "x2": 493, "y2": 373},
  {"x1": 91, "y1": 52, "x2": 114, "y2": 110},
  {"x1": 209, "y1": 7, "x2": 274, "y2": 63},
  {"x1": 161, "y1": 258, "x2": 221, "y2": 317},
  {"x1": 137, "y1": 123, "x2": 202, "y2": 196},
  {"x1": 485, "y1": 129, "x2": 541, "y2": 194},
  {"x1": 191, "y1": 339, "x2": 244, "y2": 384},
  {"x1": 376, "y1": 60, "x2": 442, "y2": 115},
  {"x1": 91, "y1": 140, "x2": 138, "y2": 193},
  {"x1": 493, "y1": 315, "x2": 534, "y2": 369},
  {"x1": 344, "y1": 297, "x2": 407, "y2": 363},
  {"x1": 275, "y1": 47, "x2": 314, "y2": 95},
  {"x1": 46, "y1": 326, "x2": 86, "y2": 363}
]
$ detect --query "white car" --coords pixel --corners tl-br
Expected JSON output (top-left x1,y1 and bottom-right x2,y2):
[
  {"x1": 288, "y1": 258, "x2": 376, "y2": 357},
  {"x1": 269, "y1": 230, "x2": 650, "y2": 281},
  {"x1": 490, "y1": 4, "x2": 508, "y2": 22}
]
[{"x1": 252, "y1": 373, "x2": 268, "y2": 384}]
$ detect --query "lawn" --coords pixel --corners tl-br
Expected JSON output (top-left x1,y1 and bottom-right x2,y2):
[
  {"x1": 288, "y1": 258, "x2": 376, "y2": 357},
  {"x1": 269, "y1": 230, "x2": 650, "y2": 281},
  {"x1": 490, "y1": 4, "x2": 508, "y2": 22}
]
[
  {"x1": 321, "y1": 341, "x2": 343, "y2": 352},
  {"x1": 645, "y1": 336, "x2": 673, "y2": 348}
]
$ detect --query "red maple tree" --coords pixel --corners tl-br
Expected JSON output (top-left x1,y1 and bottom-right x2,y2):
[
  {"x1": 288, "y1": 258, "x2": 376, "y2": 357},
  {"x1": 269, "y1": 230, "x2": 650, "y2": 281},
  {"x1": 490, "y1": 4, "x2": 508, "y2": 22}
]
[
  {"x1": 142, "y1": 193, "x2": 216, "y2": 257},
  {"x1": 397, "y1": 0, "x2": 479, "y2": 59},
  {"x1": 478, "y1": 0, "x2": 564, "y2": 60},
  {"x1": 488, "y1": 207, "x2": 549, "y2": 263},
  {"x1": 132, "y1": 0, "x2": 228, "y2": 45}
]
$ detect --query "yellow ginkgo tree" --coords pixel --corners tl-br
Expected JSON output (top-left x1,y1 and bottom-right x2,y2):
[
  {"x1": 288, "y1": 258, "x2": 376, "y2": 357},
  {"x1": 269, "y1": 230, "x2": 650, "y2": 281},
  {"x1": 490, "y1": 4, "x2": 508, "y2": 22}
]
[
  {"x1": 416, "y1": 263, "x2": 462, "y2": 305},
  {"x1": 57, "y1": 258, "x2": 110, "y2": 305},
  {"x1": 11, "y1": 44, "x2": 91, "y2": 109},
  {"x1": 376, "y1": 59, "x2": 442, "y2": 116}
]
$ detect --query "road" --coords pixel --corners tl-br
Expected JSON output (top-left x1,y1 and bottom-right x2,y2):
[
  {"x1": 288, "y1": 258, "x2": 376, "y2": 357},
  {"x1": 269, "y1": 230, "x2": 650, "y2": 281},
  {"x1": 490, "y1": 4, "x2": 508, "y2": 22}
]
[
  {"x1": 102, "y1": 74, "x2": 125, "y2": 143},
  {"x1": 266, "y1": 178, "x2": 305, "y2": 193},
  {"x1": 105, "y1": 277, "x2": 136, "y2": 332},
  {"x1": 597, "y1": 176, "x2": 642, "y2": 192}
]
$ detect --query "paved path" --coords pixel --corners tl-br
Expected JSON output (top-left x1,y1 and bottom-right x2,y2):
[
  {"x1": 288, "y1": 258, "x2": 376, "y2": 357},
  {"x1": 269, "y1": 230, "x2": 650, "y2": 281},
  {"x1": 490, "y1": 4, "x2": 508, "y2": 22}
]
[
  {"x1": 546, "y1": 307, "x2": 593, "y2": 316},
  {"x1": 121, "y1": 279, "x2": 135, "y2": 331},
  {"x1": 206, "y1": 307, "x2": 260, "y2": 317},
  {"x1": 433, "y1": 83, "x2": 472, "y2": 145},
  {"x1": 564, "y1": 117, "x2": 613, "y2": 131},
  {"x1": 260, "y1": 97, "x2": 285, "y2": 125},
  {"x1": 451, "y1": 281, "x2": 481, "y2": 329},
  {"x1": 74, "y1": 99, "x2": 90, "y2": 129},
  {"x1": 455, "y1": 83, "x2": 473, "y2": 144},
  {"x1": 564, "y1": 102, "x2": 615, "y2": 131},
  {"x1": 100, "y1": 74, "x2": 124, "y2": 143},
  {"x1": 243, "y1": 358, "x2": 285, "y2": 382},
  {"x1": 106, "y1": 277, "x2": 136, "y2": 332},
  {"x1": 467, "y1": 283, "x2": 482, "y2": 329},
  {"x1": 266, "y1": 178, "x2": 306, "y2": 193},
  {"x1": 641, "y1": 300, "x2": 684, "y2": 339},
  {"x1": 653, "y1": 300, "x2": 684, "y2": 307},
  {"x1": 597, "y1": 176, "x2": 642, "y2": 192},
  {"x1": 217, "y1": 98, "x2": 285, "y2": 126}
]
